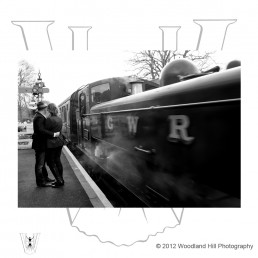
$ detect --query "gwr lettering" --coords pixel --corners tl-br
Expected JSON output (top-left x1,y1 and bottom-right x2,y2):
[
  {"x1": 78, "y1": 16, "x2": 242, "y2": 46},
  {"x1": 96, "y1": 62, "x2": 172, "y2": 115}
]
[
  {"x1": 168, "y1": 115, "x2": 194, "y2": 144},
  {"x1": 127, "y1": 116, "x2": 139, "y2": 135},
  {"x1": 107, "y1": 116, "x2": 113, "y2": 130}
]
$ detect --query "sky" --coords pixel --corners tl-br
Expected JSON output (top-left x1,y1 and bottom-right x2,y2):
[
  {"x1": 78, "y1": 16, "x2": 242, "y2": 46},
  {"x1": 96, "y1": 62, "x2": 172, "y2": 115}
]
[
  {"x1": 19, "y1": 51, "x2": 136, "y2": 105},
  {"x1": 19, "y1": 50, "x2": 240, "y2": 105}
]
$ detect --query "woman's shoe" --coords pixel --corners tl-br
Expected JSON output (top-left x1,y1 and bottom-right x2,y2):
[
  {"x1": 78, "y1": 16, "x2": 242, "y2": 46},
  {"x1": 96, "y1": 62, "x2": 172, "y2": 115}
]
[{"x1": 51, "y1": 181, "x2": 64, "y2": 188}]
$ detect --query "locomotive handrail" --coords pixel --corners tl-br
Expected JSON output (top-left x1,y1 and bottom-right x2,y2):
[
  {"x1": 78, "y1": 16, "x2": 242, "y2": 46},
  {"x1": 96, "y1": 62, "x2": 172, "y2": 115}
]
[
  {"x1": 134, "y1": 146, "x2": 156, "y2": 154},
  {"x1": 179, "y1": 66, "x2": 220, "y2": 81},
  {"x1": 87, "y1": 98, "x2": 240, "y2": 116}
]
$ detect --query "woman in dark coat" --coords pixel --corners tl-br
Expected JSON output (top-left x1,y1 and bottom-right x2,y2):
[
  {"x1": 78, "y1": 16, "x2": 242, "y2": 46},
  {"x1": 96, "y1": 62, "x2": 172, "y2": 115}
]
[{"x1": 45, "y1": 103, "x2": 64, "y2": 187}]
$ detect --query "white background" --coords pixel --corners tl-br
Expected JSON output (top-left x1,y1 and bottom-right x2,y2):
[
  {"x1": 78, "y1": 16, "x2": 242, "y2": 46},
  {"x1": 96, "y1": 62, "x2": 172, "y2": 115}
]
[{"x1": 0, "y1": 0, "x2": 257, "y2": 257}]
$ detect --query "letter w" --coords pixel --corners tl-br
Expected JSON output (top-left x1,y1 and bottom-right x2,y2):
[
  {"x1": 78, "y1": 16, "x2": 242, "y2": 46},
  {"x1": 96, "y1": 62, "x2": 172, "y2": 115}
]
[{"x1": 127, "y1": 116, "x2": 139, "y2": 135}]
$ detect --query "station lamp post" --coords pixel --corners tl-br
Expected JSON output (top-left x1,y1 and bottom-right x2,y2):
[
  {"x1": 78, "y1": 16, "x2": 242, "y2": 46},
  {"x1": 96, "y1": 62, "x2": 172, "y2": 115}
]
[
  {"x1": 32, "y1": 71, "x2": 48, "y2": 102},
  {"x1": 18, "y1": 71, "x2": 50, "y2": 109}
]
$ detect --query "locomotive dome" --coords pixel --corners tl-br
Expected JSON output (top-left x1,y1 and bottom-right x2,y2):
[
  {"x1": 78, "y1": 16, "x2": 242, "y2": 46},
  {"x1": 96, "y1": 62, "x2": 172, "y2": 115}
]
[
  {"x1": 160, "y1": 59, "x2": 200, "y2": 86},
  {"x1": 226, "y1": 60, "x2": 241, "y2": 69}
]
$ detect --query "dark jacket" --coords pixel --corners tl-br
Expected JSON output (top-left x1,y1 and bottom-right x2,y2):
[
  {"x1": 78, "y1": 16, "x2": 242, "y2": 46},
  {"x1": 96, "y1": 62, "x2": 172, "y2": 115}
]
[
  {"x1": 32, "y1": 112, "x2": 55, "y2": 151},
  {"x1": 45, "y1": 115, "x2": 63, "y2": 149}
]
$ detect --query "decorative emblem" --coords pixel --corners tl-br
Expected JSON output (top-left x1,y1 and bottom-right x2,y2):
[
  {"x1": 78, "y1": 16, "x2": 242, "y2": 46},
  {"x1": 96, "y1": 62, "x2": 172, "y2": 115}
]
[{"x1": 20, "y1": 233, "x2": 40, "y2": 255}]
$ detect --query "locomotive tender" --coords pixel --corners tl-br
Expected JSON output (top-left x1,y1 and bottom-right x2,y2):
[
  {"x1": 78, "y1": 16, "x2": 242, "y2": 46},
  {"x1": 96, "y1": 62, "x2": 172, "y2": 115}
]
[{"x1": 59, "y1": 59, "x2": 240, "y2": 207}]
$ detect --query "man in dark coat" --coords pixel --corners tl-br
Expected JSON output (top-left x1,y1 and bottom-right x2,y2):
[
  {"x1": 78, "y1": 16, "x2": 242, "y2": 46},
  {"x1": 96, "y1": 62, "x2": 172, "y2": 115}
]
[{"x1": 32, "y1": 102, "x2": 60, "y2": 187}]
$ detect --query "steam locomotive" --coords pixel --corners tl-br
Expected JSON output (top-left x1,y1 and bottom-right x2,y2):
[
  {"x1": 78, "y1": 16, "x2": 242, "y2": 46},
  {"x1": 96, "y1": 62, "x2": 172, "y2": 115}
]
[{"x1": 59, "y1": 59, "x2": 240, "y2": 207}]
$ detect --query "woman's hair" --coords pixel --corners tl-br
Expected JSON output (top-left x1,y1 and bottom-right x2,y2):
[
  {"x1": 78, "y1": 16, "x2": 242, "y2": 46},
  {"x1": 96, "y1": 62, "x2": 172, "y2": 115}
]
[{"x1": 47, "y1": 103, "x2": 59, "y2": 116}]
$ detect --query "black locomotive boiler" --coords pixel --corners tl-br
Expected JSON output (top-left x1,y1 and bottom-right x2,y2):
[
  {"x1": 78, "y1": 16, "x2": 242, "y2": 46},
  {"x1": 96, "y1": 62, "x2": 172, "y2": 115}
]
[{"x1": 59, "y1": 59, "x2": 240, "y2": 207}]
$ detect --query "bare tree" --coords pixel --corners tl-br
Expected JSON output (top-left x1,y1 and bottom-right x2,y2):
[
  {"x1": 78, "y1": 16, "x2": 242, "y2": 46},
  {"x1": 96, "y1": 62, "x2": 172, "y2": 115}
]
[
  {"x1": 18, "y1": 60, "x2": 37, "y2": 121},
  {"x1": 128, "y1": 50, "x2": 218, "y2": 80}
]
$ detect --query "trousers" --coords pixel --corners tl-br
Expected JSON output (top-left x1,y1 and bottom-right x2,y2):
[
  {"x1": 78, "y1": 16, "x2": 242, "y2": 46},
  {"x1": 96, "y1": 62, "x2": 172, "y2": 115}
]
[
  {"x1": 46, "y1": 146, "x2": 63, "y2": 183},
  {"x1": 34, "y1": 150, "x2": 49, "y2": 185}
]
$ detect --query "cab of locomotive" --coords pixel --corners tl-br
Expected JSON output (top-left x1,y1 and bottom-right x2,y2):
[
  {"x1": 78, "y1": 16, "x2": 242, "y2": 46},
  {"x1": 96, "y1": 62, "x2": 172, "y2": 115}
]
[
  {"x1": 90, "y1": 80, "x2": 147, "y2": 106},
  {"x1": 89, "y1": 78, "x2": 158, "y2": 109}
]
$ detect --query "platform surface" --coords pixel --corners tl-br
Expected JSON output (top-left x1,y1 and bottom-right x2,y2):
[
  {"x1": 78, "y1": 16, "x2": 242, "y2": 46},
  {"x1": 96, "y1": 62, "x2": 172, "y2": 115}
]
[{"x1": 18, "y1": 148, "x2": 94, "y2": 208}]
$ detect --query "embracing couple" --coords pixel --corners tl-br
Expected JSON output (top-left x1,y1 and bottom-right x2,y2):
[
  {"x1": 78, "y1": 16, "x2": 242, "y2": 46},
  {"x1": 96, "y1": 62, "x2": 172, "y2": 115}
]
[{"x1": 32, "y1": 101, "x2": 65, "y2": 188}]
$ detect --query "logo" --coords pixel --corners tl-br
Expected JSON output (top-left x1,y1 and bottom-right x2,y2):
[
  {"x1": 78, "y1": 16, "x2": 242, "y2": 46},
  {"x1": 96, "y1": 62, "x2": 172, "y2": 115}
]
[{"x1": 20, "y1": 233, "x2": 40, "y2": 255}]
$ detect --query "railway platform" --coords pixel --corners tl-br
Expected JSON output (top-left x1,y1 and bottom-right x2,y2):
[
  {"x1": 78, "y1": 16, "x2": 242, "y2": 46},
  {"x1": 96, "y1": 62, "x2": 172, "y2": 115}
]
[{"x1": 18, "y1": 146, "x2": 113, "y2": 208}]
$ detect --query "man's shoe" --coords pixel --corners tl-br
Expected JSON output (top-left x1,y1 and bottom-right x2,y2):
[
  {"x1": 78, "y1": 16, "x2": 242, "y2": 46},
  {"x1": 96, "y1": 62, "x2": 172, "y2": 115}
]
[
  {"x1": 45, "y1": 178, "x2": 55, "y2": 183},
  {"x1": 37, "y1": 182, "x2": 53, "y2": 187}
]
